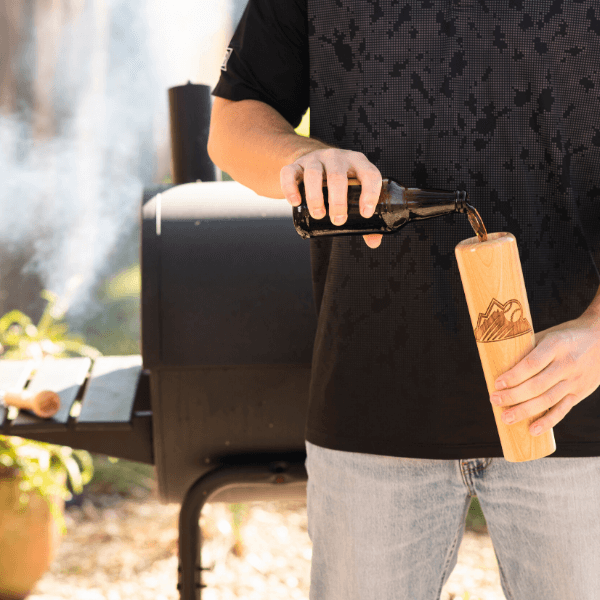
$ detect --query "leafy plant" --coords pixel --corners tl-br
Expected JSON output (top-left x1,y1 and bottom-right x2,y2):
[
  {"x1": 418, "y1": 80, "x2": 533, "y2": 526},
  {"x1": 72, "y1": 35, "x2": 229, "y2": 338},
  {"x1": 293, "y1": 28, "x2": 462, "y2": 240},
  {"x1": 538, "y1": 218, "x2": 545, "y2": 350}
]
[
  {"x1": 229, "y1": 502, "x2": 249, "y2": 557},
  {"x1": 0, "y1": 288, "x2": 99, "y2": 534},
  {"x1": 0, "y1": 289, "x2": 100, "y2": 361},
  {"x1": 466, "y1": 496, "x2": 487, "y2": 533}
]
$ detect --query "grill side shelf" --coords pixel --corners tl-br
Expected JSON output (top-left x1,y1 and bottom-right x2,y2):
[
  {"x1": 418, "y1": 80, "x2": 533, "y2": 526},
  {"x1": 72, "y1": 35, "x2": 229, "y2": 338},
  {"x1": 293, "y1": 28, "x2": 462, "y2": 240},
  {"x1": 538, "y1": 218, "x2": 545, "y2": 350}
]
[
  {"x1": 8, "y1": 357, "x2": 91, "y2": 432},
  {"x1": 0, "y1": 360, "x2": 37, "y2": 429},
  {"x1": 75, "y1": 355, "x2": 142, "y2": 431}
]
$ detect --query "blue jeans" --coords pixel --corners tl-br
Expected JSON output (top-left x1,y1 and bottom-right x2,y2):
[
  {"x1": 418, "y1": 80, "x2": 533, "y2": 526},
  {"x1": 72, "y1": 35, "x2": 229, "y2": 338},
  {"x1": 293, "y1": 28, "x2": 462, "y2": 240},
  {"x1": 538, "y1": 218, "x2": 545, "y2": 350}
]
[{"x1": 305, "y1": 440, "x2": 600, "y2": 600}]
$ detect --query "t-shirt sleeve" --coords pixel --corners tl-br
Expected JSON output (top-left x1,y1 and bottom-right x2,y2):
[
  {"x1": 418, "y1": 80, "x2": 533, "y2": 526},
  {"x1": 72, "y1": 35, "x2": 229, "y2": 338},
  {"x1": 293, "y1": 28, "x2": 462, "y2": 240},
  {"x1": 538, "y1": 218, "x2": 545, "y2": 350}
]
[{"x1": 212, "y1": 0, "x2": 308, "y2": 129}]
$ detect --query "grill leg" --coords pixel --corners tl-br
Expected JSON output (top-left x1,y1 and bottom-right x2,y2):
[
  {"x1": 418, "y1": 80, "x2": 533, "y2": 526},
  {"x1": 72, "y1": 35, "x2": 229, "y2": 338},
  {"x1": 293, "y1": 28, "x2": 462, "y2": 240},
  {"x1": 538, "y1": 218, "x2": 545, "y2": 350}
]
[
  {"x1": 177, "y1": 458, "x2": 307, "y2": 600},
  {"x1": 177, "y1": 487, "x2": 207, "y2": 600}
]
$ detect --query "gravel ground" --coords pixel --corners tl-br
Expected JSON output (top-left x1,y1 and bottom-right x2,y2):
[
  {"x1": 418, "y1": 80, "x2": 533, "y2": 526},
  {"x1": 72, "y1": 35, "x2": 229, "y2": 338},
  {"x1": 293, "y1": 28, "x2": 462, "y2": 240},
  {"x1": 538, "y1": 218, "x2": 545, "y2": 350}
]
[{"x1": 28, "y1": 486, "x2": 505, "y2": 600}]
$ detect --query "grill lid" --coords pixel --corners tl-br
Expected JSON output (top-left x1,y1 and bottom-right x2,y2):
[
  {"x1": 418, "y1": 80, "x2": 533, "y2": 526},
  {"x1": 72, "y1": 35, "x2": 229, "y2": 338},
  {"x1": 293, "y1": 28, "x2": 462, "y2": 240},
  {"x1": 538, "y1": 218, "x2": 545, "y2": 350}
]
[{"x1": 141, "y1": 181, "x2": 316, "y2": 368}]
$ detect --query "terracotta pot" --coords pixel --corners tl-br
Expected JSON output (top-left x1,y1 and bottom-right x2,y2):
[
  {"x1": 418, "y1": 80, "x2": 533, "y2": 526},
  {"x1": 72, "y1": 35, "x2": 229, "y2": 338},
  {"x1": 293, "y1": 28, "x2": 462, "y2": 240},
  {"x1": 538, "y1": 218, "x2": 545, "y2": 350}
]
[{"x1": 0, "y1": 470, "x2": 65, "y2": 599}]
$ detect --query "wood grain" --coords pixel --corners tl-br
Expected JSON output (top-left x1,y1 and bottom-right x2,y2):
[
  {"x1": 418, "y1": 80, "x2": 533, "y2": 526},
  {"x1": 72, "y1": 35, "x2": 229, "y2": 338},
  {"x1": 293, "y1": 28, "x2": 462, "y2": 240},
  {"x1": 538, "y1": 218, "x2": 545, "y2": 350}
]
[{"x1": 455, "y1": 232, "x2": 556, "y2": 462}]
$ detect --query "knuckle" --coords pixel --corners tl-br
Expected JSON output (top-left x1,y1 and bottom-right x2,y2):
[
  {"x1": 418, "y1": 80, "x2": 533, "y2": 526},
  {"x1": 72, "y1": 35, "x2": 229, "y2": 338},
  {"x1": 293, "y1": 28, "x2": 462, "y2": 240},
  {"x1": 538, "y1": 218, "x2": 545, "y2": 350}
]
[
  {"x1": 304, "y1": 187, "x2": 324, "y2": 205},
  {"x1": 279, "y1": 179, "x2": 294, "y2": 194},
  {"x1": 294, "y1": 149, "x2": 320, "y2": 164},
  {"x1": 353, "y1": 156, "x2": 380, "y2": 172},
  {"x1": 350, "y1": 149, "x2": 369, "y2": 162},
  {"x1": 555, "y1": 402, "x2": 572, "y2": 421},
  {"x1": 365, "y1": 165, "x2": 383, "y2": 179},
  {"x1": 305, "y1": 193, "x2": 324, "y2": 207},
  {"x1": 281, "y1": 186, "x2": 298, "y2": 204},
  {"x1": 564, "y1": 393, "x2": 579, "y2": 409},
  {"x1": 362, "y1": 192, "x2": 380, "y2": 206},
  {"x1": 541, "y1": 393, "x2": 555, "y2": 410},
  {"x1": 531, "y1": 377, "x2": 551, "y2": 398},
  {"x1": 326, "y1": 170, "x2": 348, "y2": 183},
  {"x1": 502, "y1": 390, "x2": 513, "y2": 405},
  {"x1": 320, "y1": 147, "x2": 339, "y2": 161},
  {"x1": 563, "y1": 350, "x2": 579, "y2": 367},
  {"x1": 280, "y1": 171, "x2": 297, "y2": 187},
  {"x1": 524, "y1": 355, "x2": 541, "y2": 371},
  {"x1": 328, "y1": 198, "x2": 347, "y2": 210},
  {"x1": 327, "y1": 177, "x2": 350, "y2": 199},
  {"x1": 280, "y1": 165, "x2": 298, "y2": 183},
  {"x1": 362, "y1": 178, "x2": 381, "y2": 192},
  {"x1": 303, "y1": 161, "x2": 323, "y2": 174}
]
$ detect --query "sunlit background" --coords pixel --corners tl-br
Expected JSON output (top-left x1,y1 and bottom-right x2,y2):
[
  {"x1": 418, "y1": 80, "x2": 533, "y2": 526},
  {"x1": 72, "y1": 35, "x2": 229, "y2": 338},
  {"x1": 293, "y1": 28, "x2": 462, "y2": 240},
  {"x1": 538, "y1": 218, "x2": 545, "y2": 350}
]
[
  {"x1": 0, "y1": 0, "x2": 250, "y2": 346},
  {"x1": 0, "y1": 4, "x2": 493, "y2": 599}
]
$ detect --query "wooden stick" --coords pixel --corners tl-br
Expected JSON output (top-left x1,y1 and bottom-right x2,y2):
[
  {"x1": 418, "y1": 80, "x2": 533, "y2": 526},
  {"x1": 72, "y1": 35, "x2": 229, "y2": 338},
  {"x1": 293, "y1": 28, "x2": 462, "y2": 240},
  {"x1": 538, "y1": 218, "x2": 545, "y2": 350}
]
[
  {"x1": 455, "y1": 232, "x2": 556, "y2": 462},
  {"x1": 0, "y1": 389, "x2": 61, "y2": 419}
]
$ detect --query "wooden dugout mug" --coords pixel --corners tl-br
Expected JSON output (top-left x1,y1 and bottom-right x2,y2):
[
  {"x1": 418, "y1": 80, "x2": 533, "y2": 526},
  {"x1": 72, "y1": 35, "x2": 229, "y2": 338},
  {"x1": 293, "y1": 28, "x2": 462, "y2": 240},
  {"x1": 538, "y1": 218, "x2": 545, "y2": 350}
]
[
  {"x1": 0, "y1": 389, "x2": 61, "y2": 419},
  {"x1": 455, "y1": 232, "x2": 556, "y2": 462}
]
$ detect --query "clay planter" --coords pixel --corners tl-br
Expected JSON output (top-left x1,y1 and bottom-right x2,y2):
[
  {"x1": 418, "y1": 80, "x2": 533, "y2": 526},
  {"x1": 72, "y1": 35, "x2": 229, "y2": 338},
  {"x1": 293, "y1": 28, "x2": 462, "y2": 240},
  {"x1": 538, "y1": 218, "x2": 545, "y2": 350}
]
[{"x1": 0, "y1": 469, "x2": 65, "y2": 599}]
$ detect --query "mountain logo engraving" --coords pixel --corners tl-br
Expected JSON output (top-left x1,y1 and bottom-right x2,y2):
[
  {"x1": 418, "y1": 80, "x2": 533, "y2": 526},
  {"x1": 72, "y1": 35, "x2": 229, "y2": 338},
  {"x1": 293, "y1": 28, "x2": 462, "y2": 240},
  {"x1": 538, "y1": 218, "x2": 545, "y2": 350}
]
[{"x1": 474, "y1": 298, "x2": 533, "y2": 343}]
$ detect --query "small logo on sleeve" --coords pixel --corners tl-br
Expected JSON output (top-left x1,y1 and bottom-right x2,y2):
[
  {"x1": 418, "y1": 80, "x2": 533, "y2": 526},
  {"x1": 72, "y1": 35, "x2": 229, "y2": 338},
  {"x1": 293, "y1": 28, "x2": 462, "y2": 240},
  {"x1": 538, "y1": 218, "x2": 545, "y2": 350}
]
[{"x1": 221, "y1": 47, "x2": 233, "y2": 71}]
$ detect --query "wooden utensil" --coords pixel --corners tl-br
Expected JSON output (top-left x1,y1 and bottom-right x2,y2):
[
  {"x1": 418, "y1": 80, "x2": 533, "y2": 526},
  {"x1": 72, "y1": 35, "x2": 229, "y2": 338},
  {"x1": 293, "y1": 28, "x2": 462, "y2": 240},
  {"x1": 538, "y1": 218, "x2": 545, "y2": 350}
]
[
  {"x1": 0, "y1": 389, "x2": 61, "y2": 419},
  {"x1": 455, "y1": 232, "x2": 556, "y2": 462}
]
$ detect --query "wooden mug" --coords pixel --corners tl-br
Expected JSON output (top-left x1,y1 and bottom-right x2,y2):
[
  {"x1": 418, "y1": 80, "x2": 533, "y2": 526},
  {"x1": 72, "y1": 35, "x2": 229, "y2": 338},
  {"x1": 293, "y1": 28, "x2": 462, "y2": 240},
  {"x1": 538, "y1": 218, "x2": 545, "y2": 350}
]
[
  {"x1": 0, "y1": 389, "x2": 60, "y2": 419},
  {"x1": 455, "y1": 232, "x2": 556, "y2": 462}
]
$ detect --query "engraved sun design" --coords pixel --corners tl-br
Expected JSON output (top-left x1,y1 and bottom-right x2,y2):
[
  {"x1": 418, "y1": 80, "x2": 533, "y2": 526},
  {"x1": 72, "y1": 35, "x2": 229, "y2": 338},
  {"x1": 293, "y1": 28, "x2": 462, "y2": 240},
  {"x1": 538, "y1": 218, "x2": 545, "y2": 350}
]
[{"x1": 473, "y1": 298, "x2": 533, "y2": 343}]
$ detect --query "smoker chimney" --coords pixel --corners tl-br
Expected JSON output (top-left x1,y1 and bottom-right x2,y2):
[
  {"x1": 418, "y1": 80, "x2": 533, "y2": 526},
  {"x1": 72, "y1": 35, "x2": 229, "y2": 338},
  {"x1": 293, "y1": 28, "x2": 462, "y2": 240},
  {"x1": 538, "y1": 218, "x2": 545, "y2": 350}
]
[{"x1": 168, "y1": 82, "x2": 216, "y2": 183}]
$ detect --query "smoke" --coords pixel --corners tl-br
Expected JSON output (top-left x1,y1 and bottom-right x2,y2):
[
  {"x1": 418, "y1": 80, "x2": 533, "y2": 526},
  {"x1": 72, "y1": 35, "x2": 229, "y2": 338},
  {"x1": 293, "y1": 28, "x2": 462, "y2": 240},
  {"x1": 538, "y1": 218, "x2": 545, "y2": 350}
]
[{"x1": 0, "y1": 0, "x2": 231, "y2": 320}]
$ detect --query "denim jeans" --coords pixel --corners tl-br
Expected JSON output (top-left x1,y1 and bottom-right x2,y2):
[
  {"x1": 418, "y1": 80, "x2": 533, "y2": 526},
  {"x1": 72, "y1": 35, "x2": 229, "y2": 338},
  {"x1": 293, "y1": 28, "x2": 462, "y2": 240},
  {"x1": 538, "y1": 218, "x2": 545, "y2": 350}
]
[{"x1": 305, "y1": 440, "x2": 600, "y2": 600}]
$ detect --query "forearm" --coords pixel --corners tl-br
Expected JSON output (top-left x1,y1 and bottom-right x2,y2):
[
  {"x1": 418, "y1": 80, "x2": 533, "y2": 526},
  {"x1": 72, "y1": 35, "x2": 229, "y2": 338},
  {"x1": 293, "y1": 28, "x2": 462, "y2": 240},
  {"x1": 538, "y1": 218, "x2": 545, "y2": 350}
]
[{"x1": 207, "y1": 97, "x2": 330, "y2": 198}]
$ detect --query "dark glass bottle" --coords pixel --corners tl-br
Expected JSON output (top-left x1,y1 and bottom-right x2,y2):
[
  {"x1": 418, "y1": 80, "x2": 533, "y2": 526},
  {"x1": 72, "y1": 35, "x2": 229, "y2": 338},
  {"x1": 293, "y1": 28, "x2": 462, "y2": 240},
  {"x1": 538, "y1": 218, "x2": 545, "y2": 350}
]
[{"x1": 292, "y1": 178, "x2": 469, "y2": 239}]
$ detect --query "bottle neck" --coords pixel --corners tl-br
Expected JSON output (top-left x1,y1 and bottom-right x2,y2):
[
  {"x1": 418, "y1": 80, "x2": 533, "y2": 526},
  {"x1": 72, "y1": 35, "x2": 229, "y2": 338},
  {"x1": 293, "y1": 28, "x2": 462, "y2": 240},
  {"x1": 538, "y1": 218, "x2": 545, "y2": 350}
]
[{"x1": 403, "y1": 187, "x2": 468, "y2": 220}]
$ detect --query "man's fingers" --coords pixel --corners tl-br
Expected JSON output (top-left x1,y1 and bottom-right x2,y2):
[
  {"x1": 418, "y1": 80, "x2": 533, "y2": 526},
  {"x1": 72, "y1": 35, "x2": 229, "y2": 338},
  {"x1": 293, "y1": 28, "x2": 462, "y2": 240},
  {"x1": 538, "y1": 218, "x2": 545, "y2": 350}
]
[
  {"x1": 280, "y1": 163, "x2": 304, "y2": 206},
  {"x1": 303, "y1": 158, "x2": 327, "y2": 219},
  {"x1": 494, "y1": 337, "x2": 556, "y2": 391},
  {"x1": 363, "y1": 234, "x2": 383, "y2": 249},
  {"x1": 281, "y1": 148, "x2": 383, "y2": 226},
  {"x1": 325, "y1": 167, "x2": 350, "y2": 226},
  {"x1": 355, "y1": 163, "x2": 383, "y2": 218},
  {"x1": 490, "y1": 360, "x2": 564, "y2": 408}
]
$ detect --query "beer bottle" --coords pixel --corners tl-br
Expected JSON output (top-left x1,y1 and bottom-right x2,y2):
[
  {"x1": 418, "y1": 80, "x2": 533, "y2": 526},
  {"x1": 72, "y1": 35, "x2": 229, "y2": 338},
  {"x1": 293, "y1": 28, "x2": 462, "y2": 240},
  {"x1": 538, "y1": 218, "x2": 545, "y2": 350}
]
[{"x1": 293, "y1": 178, "x2": 469, "y2": 239}]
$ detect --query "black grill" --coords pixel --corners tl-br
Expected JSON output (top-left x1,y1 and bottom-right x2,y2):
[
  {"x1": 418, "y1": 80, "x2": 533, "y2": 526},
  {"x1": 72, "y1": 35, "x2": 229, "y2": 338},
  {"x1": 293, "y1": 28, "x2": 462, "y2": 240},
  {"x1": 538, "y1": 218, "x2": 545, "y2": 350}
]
[{"x1": 141, "y1": 180, "x2": 315, "y2": 503}]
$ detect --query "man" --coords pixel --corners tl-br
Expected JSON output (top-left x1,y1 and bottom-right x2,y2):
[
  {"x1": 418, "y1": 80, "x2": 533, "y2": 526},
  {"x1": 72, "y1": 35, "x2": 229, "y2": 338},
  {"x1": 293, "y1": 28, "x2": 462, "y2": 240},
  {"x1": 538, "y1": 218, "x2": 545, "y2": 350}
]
[{"x1": 208, "y1": 1, "x2": 600, "y2": 597}]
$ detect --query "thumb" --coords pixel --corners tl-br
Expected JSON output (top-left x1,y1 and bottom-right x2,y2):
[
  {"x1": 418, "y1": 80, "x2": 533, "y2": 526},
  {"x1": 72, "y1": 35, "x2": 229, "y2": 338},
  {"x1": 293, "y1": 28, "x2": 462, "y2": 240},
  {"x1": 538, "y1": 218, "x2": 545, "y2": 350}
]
[{"x1": 363, "y1": 234, "x2": 383, "y2": 249}]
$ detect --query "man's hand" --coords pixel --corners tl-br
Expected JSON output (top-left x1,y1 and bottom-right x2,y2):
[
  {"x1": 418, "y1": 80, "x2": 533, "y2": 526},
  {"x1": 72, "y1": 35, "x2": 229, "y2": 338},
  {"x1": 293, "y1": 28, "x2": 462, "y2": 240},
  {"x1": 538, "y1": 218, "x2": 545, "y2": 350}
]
[
  {"x1": 280, "y1": 148, "x2": 383, "y2": 249},
  {"x1": 489, "y1": 312, "x2": 600, "y2": 436}
]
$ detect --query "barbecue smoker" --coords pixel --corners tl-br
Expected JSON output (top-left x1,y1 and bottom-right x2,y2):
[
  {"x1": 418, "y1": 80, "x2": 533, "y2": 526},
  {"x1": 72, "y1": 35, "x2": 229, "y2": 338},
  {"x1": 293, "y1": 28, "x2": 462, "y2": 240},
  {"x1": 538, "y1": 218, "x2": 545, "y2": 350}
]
[
  {"x1": 141, "y1": 179, "x2": 313, "y2": 597},
  {"x1": 0, "y1": 84, "x2": 315, "y2": 599},
  {"x1": 143, "y1": 82, "x2": 316, "y2": 596}
]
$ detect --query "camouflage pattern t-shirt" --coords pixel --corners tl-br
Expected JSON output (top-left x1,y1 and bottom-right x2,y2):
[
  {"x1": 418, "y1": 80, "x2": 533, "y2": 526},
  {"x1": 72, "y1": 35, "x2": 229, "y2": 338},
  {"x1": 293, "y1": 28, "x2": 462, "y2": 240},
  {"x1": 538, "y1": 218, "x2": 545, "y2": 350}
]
[{"x1": 214, "y1": 0, "x2": 600, "y2": 459}]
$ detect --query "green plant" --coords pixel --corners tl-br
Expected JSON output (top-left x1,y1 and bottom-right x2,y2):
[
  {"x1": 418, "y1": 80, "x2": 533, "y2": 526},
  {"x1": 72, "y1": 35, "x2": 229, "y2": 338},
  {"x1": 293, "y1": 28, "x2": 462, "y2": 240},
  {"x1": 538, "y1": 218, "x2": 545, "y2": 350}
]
[
  {"x1": 0, "y1": 438, "x2": 93, "y2": 535},
  {"x1": 229, "y1": 502, "x2": 249, "y2": 557},
  {"x1": 88, "y1": 454, "x2": 154, "y2": 496},
  {"x1": 465, "y1": 496, "x2": 487, "y2": 533},
  {"x1": 0, "y1": 287, "x2": 99, "y2": 534},
  {"x1": 0, "y1": 288, "x2": 100, "y2": 361}
]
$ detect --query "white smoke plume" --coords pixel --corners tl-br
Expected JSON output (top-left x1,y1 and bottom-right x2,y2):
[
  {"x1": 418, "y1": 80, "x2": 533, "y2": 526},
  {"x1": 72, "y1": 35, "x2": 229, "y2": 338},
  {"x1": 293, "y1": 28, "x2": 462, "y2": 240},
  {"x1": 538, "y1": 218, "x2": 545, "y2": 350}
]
[{"x1": 0, "y1": 0, "x2": 232, "y2": 319}]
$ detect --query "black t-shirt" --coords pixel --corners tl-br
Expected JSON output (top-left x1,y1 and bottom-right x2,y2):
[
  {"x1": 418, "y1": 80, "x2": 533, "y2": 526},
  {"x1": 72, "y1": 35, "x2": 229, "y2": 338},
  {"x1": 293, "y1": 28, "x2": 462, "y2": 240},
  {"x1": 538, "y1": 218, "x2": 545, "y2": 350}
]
[
  {"x1": 214, "y1": 0, "x2": 600, "y2": 459},
  {"x1": 214, "y1": 0, "x2": 308, "y2": 127}
]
